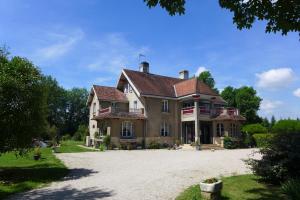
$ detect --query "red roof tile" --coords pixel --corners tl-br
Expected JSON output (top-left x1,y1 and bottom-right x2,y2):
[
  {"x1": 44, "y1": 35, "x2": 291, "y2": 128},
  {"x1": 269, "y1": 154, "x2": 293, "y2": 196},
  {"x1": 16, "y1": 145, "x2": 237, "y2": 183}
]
[{"x1": 93, "y1": 85, "x2": 128, "y2": 102}]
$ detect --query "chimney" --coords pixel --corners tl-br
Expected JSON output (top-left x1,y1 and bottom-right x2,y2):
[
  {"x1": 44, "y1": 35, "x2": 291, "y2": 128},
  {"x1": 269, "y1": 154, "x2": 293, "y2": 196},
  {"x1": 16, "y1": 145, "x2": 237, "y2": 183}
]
[
  {"x1": 179, "y1": 70, "x2": 189, "y2": 79},
  {"x1": 139, "y1": 61, "x2": 149, "y2": 73}
]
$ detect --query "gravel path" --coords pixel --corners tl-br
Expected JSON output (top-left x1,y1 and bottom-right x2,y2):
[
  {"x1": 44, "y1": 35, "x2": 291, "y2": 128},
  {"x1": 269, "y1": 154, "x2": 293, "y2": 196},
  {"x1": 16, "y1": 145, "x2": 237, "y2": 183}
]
[{"x1": 11, "y1": 149, "x2": 259, "y2": 200}]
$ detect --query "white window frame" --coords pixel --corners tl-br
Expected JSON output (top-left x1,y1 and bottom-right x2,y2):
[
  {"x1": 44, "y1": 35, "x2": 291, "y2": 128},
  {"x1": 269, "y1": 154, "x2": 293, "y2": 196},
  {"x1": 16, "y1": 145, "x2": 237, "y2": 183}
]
[
  {"x1": 121, "y1": 121, "x2": 133, "y2": 138},
  {"x1": 124, "y1": 84, "x2": 129, "y2": 93},
  {"x1": 133, "y1": 101, "x2": 138, "y2": 109},
  {"x1": 230, "y1": 123, "x2": 237, "y2": 137},
  {"x1": 216, "y1": 123, "x2": 224, "y2": 137},
  {"x1": 162, "y1": 100, "x2": 169, "y2": 112},
  {"x1": 160, "y1": 121, "x2": 169, "y2": 137}
]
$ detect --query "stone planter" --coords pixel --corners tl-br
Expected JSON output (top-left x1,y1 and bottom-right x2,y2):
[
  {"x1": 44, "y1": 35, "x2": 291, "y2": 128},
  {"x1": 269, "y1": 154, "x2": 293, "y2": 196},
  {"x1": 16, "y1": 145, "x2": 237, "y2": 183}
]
[{"x1": 199, "y1": 180, "x2": 222, "y2": 200}]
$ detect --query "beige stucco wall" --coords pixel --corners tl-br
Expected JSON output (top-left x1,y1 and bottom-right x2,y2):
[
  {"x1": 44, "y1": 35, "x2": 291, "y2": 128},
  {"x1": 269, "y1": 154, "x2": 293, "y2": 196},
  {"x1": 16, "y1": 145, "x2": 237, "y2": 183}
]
[
  {"x1": 89, "y1": 93, "x2": 100, "y2": 140},
  {"x1": 143, "y1": 97, "x2": 181, "y2": 145},
  {"x1": 123, "y1": 83, "x2": 144, "y2": 110}
]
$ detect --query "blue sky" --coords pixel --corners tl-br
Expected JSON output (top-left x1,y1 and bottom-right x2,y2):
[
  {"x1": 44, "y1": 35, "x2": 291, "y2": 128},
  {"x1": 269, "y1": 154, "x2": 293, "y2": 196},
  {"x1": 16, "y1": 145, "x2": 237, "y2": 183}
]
[{"x1": 1, "y1": 0, "x2": 299, "y2": 119}]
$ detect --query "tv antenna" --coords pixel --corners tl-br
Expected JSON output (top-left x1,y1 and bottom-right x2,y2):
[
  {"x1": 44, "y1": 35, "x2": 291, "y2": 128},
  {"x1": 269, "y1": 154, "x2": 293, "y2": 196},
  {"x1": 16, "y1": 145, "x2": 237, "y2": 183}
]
[{"x1": 138, "y1": 54, "x2": 146, "y2": 62}]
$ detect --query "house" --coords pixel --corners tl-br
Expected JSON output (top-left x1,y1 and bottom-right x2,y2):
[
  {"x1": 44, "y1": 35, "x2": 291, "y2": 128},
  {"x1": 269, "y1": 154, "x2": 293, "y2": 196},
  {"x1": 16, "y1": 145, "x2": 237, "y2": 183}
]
[{"x1": 86, "y1": 61, "x2": 245, "y2": 148}]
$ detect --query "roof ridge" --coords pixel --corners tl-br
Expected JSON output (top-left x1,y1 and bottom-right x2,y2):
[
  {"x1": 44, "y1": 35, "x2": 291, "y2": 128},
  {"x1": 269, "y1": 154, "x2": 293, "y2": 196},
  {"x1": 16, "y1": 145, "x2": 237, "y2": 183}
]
[
  {"x1": 93, "y1": 85, "x2": 116, "y2": 89},
  {"x1": 123, "y1": 68, "x2": 182, "y2": 81}
]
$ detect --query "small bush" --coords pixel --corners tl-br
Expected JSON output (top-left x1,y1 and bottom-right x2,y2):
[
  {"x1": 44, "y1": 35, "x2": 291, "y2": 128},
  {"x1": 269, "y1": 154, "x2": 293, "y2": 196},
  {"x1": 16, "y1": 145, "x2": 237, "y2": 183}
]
[
  {"x1": 162, "y1": 143, "x2": 169, "y2": 149},
  {"x1": 72, "y1": 125, "x2": 88, "y2": 141},
  {"x1": 242, "y1": 132, "x2": 255, "y2": 147},
  {"x1": 242, "y1": 124, "x2": 268, "y2": 135},
  {"x1": 147, "y1": 141, "x2": 161, "y2": 149},
  {"x1": 61, "y1": 134, "x2": 71, "y2": 141},
  {"x1": 223, "y1": 137, "x2": 239, "y2": 149},
  {"x1": 253, "y1": 133, "x2": 273, "y2": 148},
  {"x1": 103, "y1": 135, "x2": 111, "y2": 149},
  {"x1": 99, "y1": 144, "x2": 105, "y2": 151},
  {"x1": 281, "y1": 179, "x2": 300, "y2": 200},
  {"x1": 247, "y1": 132, "x2": 300, "y2": 184}
]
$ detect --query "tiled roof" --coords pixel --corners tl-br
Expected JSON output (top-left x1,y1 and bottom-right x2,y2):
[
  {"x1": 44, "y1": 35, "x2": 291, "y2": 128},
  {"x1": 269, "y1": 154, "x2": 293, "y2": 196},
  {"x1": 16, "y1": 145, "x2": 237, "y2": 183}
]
[
  {"x1": 212, "y1": 114, "x2": 246, "y2": 121},
  {"x1": 92, "y1": 112, "x2": 145, "y2": 120},
  {"x1": 93, "y1": 85, "x2": 128, "y2": 102},
  {"x1": 123, "y1": 69, "x2": 182, "y2": 97},
  {"x1": 123, "y1": 69, "x2": 222, "y2": 99}
]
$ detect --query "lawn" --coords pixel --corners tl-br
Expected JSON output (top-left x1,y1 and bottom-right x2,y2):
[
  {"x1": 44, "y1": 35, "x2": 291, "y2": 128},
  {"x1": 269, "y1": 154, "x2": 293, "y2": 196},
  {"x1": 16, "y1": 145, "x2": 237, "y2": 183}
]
[
  {"x1": 176, "y1": 174, "x2": 285, "y2": 200},
  {"x1": 57, "y1": 140, "x2": 97, "y2": 153},
  {"x1": 0, "y1": 148, "x2": 69, "y2": 199}
]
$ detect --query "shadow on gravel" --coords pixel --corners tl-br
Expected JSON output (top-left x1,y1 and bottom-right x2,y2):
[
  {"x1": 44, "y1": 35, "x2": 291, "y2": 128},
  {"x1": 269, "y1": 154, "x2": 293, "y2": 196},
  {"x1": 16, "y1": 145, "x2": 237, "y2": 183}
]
[
  {"x1": 18, "y1": 186, "x2": 114, "y2": 200},
  {"x1": 63, "y1": 168, "x2": 98, "y2": 181}
]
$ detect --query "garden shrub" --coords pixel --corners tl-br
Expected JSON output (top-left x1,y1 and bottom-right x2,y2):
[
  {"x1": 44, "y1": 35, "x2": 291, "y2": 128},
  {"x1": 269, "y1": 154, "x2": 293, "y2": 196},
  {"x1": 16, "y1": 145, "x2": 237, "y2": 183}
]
[
  {"x1": 147, "y1": 141, "x2": 161, "y2": 149},
  {"x1": 247, "y1": 132, "x2": 300, "y2": 184},
  {"x1": 103, "y1": 135, "x2": 111, "y2": 149},
  {"x1": 242, "y1": 124, "x2": 267, "y2": 135},
  {"x1": 61, "y1": 134, "x2": 71, "y2": 141},
  {"x1": 281, "y1": 179, "x2": 300, "y2": 200},
  {"x1": 242, "y1": 132, "x2": 255, "y2": 147},
  {"x1": 272, "y1": 120, "x2": 300, "y2": 134},
  {"x1": 72, "y1": 125, "x2": 88, "y2": 141},
  {"x1": 253, "y1": 133, "x2": 273, "y2": 148},
  {"x1": 223, "y1": 137, "x2": 239, "y2": 149}
]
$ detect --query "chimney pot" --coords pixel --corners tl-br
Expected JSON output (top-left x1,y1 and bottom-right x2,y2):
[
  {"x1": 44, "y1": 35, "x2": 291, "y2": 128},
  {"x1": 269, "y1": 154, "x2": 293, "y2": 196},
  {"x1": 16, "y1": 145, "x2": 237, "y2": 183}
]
[
  {"x1": 179, "y1": 70, "x2": 189, "y2": 79},
  {"x1": 139, "y1": 61, "x2": 149, "y2": 73}
]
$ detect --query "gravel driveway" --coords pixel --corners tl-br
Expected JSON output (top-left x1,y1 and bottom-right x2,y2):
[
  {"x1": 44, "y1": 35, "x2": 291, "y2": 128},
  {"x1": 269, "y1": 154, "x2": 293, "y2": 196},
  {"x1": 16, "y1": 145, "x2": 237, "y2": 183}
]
[{"x1": 12, "y1": 149, "x2": 259, "y2": 200}]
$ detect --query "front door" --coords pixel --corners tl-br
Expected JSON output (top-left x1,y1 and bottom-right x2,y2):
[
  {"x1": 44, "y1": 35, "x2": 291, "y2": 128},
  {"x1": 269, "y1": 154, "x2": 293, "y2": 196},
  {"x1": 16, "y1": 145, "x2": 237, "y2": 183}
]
[
  {"x1": 183, "y1": 122, "x2": 195, "y2": 144},
  {"x1": 200, "y1": 123, "x2": 211, "y2": 144}
]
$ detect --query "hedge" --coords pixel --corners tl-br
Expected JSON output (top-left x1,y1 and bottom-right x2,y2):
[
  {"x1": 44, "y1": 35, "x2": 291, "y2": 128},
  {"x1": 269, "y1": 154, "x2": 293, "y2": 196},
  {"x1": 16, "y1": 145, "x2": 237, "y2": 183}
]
[{"x1": 253, "y1": 133, "x2": 273, "y2": 148}]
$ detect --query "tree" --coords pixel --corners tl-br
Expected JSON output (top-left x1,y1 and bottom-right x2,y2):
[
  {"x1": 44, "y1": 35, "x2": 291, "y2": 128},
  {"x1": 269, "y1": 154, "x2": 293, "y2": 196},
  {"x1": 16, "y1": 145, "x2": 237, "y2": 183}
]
[
  {"x1": 42, "y1": 76, "x2": 67, "y2": 136},
  {"x1": 0, "y1": 48, "x2": 47, "y2": 154},
  {"x1": 63, "y1": 88, "x2": 89, "y2": 136},
  {"x1": 272, "y1": 119, "x2": 300, "y2": 134},
  {"x1": 242, "y1": 124, "x2": 268, "y2": 135},
  {"x1": 198, "y1": 71, "x2": 219, "y2": 94},
  {"x1": 221, "y1": 86, "x2": 262, "y2": 124},
  {"x1": 261, "y1": 117, "x2": 270, "y2": 130},
  {"x1": 144, "y1": 0, "x2": 300, "y2": 37},
  {"x1": 270, "y1": 115, "x2": 276, "y2": 128}
]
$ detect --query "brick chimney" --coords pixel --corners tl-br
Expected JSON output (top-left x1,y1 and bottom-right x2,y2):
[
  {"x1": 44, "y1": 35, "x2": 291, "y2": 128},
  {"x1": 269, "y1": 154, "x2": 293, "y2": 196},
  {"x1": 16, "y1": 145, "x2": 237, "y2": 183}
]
[
  {"x1": 179, "y1": 70, "x2": 189, "y2": 79},
  {"x1": 139, "y1": 61, "x2": 149, "y2": 73}
]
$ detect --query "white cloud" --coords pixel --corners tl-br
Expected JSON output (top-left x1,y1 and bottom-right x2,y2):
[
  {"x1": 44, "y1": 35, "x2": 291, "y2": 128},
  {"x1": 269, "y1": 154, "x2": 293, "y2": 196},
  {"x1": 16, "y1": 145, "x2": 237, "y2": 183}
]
[
  {"x1": 293, "y1": 88, "x2": 300, "y2": 98},
  {"x1": 260, "y1": 99, "x2": 283, "y2": 114},
  {"x1": 87, "y1": 33, "x2": 149, "y2": 74},
  {"x1": 256, "y1": 68, "x2": 295, "y2": 90},
  {"x1": 195, "y1": 66, "x2": 208, "y2": 76},
  {"x1": 35, "y1": 29, "x2": 84, "y2": 60}
]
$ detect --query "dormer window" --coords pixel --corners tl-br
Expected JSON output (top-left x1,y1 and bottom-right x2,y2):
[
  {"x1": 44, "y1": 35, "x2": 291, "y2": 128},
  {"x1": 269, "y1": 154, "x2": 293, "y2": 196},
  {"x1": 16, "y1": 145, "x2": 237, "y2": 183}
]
[{"x1": 162, "y1": 100, "x2": 169, "y2": 112}]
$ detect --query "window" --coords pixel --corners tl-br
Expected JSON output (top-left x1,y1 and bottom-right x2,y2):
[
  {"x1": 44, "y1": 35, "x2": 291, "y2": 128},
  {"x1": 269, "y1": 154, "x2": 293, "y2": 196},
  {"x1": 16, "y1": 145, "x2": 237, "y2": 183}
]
[
  {"x1": 162, "y1": 100, "x2": 169, "y2": 112},
  {"x1": 230, "y1": 123, "x2": 237, "y2": 137},
  {"x1": 92, "y1": 103, "x2": 96, "y2": 115},
  {"x1": 216, "y1": 123, "x2": 224, "y2": 137},
  {"x1": 133, "y1": 101, "x2": 138, "y2": 109},
  {"x1": 121, "y1": 121, "x2": 133, "y2": 137},
  {"x1": 160, "y1": 121, "x2": 170, "y2": 137},
  {"x1": 129, "y1": 84, "x2": 133, "y2": 93},
  {"x1": 124, "y1": 84, "x2": 129, "y2": 93},
  {"x1": 111, "y1": 102, "x2": 117, "y2": 108}
]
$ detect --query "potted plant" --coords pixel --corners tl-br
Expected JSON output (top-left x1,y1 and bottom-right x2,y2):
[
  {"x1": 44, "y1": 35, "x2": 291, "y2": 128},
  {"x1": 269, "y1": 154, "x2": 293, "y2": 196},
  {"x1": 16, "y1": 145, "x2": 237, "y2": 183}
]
[
  {"x1": 199, "y1": 178, "x2": 222, "y2": 200},
  {"x1": 33, "y1": 147, "x2": 41, "y2": 160}
]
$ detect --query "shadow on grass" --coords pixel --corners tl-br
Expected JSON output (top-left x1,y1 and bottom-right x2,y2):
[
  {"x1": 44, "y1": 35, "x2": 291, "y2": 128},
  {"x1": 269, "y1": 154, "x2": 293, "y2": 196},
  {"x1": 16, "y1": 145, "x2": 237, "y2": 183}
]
[
  {"x1": 12, "y1": 186, "x2": 114, "y2": 200},
  {"x1": 0, "y1": 165, "x2": 98, "y2": 199}
]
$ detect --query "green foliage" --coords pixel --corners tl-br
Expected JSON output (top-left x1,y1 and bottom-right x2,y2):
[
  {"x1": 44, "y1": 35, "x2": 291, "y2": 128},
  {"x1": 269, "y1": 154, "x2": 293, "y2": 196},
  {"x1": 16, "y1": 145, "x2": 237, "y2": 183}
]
[
  {"x1": 272, "y1": 119, "x2": 300, "y2": 134},
  {"x1": 281, "y1": 179, "x2": 300, "y2": 200},
  {"x1": 0, "y1": 148, "x2": 68, "y2": 199},
  {"x1": 144, "y1": 0, "x2": 300, "y2": 37},
  {"x1": 147, "y1": 141, "x2": 161, "y2": 149},
  {"x1": 247, "y1": 132, "x2": 300, "y2": 184},
  {"x1": 242, "y1": 124, "x2": 268, "y2": 135},
  {"x1": 261, "y1": 117, "x2": 271, "y2": 130},
  {"x1": 0, "y1": 48, "x2": 47, "y2": 154},
  {"x1": 253, "y1": 133, "x2": 273, "y2": 148},
  {"x1": 99, "y1": 144, "x2": 105, "y2": 151},
  {"x1": 197, "y1": 71, "x2": 218, "y2": 93},
  {"x1": 221, "y1": 86, "x2": 262, "y2": 124},
  {"x1": 61, "y1": 134, "x2": 71, "y2": 141},
  {"x1": 270, "y1": 115, "x2": 276, "y2": 127},
  {"x1": 242, "y1": 132, "x2": 256, "y2": 147},
  {"x1": 57, "y1": 140, "x2": 94, "y2": 153},
  {"x1": 72, "y1": 124, "x2": 88, "y2": 141},
  {"x1": 223, "y1": 136, "x2": 239, "y2": 149},
  {"x1": 103, "y1": 135, "x2": 111, "y2": 149}
]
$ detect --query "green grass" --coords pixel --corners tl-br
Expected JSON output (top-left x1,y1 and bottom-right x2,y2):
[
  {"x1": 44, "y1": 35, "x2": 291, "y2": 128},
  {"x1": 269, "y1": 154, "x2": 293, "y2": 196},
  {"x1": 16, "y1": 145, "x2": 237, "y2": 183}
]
[
  {"x1": 57, "y1": 140, "x2": 96, "y2": 153},
  {"x1": 176, "y1": 174, "x2": 285, "y2": 200},
  {"x1": 0, "y1": 148, "x2": 69, "y2": 199}
]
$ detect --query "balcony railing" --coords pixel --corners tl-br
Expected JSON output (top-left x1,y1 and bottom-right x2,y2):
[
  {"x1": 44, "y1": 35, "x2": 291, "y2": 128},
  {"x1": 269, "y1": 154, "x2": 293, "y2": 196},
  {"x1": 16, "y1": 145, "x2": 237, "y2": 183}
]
[
  {"x1": 98, "y1": 106, "x2": 144, "y2": 115},
  {"x1": 181, "y1": 106, "x2": 240, "y2": 119}
]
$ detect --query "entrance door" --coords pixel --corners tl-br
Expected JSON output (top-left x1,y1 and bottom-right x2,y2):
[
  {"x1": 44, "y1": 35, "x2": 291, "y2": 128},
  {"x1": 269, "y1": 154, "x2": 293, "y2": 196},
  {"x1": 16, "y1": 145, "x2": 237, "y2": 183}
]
[
  {"x1": 200, "y1": 124, "x2": 211, "y2": 144},
  {"x1": 183, "y1": 122, "x2": 195, "y2": 144}
]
